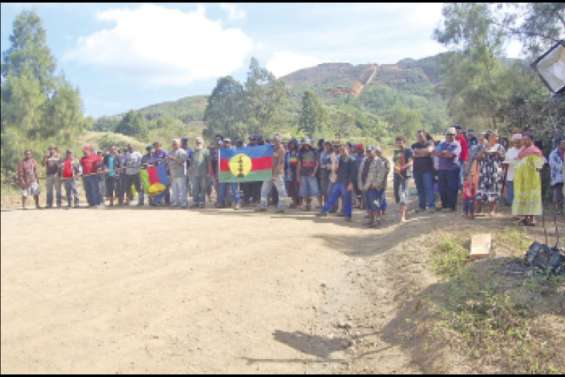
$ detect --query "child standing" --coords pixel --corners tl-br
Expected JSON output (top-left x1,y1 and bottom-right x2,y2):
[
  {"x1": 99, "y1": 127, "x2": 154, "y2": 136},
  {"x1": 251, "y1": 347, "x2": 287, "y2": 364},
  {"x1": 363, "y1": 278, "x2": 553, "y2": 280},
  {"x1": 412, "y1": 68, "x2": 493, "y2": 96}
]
[{"x1": 462, "y1": 178, "x2": 476, "y2": 219}]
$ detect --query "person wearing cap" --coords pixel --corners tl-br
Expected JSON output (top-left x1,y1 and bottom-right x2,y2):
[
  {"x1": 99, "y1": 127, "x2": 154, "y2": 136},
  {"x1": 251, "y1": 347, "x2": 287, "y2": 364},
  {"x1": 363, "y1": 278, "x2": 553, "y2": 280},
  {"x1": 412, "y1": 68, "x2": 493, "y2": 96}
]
[
  {"x1": 548, "y1": 137, "x2": 565, "y2": 214},
  {"x1": 502, "y1": 133, "x2": 523, "y2": 206},
  {"x1": 432, "y1": 127, "x2": 462, "y2": 211},
  {"x1": 317, "y1": 143, "x2": 356, "y2": 221},
  {"x1": 411, "y1": 130, "x2": 435, "y2": 212},
  {"x1": 42, "y1": 145, "x2": 62, "y2": 208},
  {"x1": 167, "y1": 138, "x2": 188, "y2": 208},
  {"x1": 297, "y1": 137, "x2": 320, "y2": 211},
  {"x1": 216, "y1": 138, "x2": 241, "y2": 210},
  {"x1": 17, "y1": 150, "x2": 41, "y2": 209},
  {"x1": 358, "y1": 146, "x2": 387, "y2": 227},
  {"x1": 189, "y1": 136, "x2": 210, "y2": 208}
]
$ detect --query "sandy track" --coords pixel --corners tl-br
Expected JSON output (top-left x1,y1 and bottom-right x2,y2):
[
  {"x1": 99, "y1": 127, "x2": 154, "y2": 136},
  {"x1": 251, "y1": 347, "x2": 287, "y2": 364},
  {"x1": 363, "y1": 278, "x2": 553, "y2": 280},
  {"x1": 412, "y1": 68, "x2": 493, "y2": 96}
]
[
  {"x1": 1, "y1": 206, "x2": 419, "y2": 373},
  {"x1": 4, "y1": 202, "x2": 547, "y2": 373}
]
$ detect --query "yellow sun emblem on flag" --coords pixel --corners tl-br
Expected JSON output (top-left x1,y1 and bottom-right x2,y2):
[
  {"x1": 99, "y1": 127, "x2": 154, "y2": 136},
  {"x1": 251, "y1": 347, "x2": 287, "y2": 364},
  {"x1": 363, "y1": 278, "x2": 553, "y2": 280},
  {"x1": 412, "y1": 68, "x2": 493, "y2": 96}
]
[{"x1": 229, "y1": 153, "x2": 252, "y2": 178}]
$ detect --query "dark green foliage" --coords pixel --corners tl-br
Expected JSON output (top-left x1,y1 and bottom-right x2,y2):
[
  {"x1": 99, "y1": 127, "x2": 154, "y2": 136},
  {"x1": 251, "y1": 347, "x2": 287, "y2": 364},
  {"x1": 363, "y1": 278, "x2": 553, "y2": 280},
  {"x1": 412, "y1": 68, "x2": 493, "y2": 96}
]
[
  {"x1": 1, "y1": 10, "x2": 88, "y2": 182},
  {"x1": 115, "y1": 110, "x2": 147, "y2": 138},
  {"x1": 299, "y1": 90, "x2": 327, "y2": 136}
]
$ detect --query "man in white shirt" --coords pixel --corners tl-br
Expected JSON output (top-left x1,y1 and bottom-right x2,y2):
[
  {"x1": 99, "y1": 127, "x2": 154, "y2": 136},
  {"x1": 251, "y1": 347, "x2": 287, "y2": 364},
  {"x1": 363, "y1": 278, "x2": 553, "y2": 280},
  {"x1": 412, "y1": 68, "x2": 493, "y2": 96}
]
[
  {"x1": 124, "y1": 144, "x2": 144, "y2": 206},
  {"x1": 502, "y1": 134, "x2": 522, "y2": 206}
]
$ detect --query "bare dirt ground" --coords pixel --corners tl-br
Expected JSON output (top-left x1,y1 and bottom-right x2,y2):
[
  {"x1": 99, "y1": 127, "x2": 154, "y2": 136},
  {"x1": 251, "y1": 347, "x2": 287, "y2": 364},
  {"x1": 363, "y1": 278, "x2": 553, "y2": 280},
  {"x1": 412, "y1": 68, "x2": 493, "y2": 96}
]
[{"x1": 1, "y1": 193, "x2": 563, "y2": 373}]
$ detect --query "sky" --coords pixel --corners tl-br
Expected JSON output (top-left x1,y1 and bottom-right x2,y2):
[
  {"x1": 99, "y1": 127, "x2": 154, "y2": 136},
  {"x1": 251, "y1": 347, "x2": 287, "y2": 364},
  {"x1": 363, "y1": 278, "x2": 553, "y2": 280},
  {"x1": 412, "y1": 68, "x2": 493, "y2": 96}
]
[{"x1": 1, "y1": 3, "x2": 525, "y2": 118}]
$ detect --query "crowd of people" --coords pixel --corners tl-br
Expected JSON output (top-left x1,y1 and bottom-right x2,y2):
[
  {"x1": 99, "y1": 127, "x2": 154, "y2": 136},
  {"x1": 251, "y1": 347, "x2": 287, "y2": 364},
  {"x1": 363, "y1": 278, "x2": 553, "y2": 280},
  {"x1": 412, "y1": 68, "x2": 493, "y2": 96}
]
[{"x1": 15, "y1": 126, "x2": 565, "y2": 227}]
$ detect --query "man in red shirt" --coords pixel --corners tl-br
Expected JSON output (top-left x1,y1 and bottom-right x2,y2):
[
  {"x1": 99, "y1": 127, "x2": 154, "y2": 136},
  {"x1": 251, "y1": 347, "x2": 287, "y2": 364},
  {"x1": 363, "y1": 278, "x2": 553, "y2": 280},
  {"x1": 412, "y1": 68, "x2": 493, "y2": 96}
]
[
  {"x1": 60, "y1": 150, "x2": 81, "y2": 208},
  {"x1": 80, "y1": 145, "x2": 102, "y2": 207},
  {"x1": 454, "y1": 124, "x2": 469, "y2": 187}
]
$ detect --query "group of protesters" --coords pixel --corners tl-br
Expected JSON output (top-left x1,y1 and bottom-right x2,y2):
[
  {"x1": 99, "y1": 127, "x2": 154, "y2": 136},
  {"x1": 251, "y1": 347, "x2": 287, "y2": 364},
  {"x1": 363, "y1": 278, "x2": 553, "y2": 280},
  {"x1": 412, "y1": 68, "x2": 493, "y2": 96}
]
[{"x1": 15, "y1": 126, "x2": 565, "y2": 227}]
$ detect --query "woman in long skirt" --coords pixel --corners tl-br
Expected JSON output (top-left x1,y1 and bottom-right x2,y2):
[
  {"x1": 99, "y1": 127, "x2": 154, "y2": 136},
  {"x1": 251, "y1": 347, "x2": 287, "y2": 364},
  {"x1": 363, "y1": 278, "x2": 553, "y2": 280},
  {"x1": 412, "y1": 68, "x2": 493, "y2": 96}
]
[
  {"x1": 475, "y1": 131, "x2": 506, "y2": 216},
  {"x1": 512, "y1": 133, "x2": 545, "y2": 226}
]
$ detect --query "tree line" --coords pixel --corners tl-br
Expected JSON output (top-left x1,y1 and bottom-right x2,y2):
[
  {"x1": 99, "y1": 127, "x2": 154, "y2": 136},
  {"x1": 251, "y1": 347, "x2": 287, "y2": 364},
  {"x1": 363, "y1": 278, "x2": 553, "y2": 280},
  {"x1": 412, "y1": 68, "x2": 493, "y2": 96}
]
[{"x1": 1, "y1": 4, "x2": 563, "y2": 185}]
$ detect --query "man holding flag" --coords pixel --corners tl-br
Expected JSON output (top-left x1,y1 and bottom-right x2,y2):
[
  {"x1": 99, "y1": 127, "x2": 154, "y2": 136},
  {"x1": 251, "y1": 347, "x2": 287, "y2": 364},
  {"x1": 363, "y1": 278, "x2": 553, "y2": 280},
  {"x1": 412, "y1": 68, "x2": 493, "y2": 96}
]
[{"x1": 217, "y1": 138, "x2": 241, "y2": 210}]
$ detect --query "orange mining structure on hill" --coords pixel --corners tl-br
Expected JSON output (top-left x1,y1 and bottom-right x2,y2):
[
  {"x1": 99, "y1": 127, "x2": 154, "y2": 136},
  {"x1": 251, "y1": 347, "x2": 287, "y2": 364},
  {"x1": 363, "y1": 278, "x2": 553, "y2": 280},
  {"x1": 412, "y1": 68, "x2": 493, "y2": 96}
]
[{"x1": 350, "y1": 64, "x2": 378, "y2": 97}]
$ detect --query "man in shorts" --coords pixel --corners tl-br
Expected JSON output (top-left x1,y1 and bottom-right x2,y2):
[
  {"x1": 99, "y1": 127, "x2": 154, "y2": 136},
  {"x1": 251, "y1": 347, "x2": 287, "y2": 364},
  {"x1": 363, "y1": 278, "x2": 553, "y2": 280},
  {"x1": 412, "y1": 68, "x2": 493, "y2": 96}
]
[
  {"x1": 17, "y1": 150, "x2": 41, "y2": 209},
  {"x1": 297, "y1": 138, "x2": 320, "y2": 211}
]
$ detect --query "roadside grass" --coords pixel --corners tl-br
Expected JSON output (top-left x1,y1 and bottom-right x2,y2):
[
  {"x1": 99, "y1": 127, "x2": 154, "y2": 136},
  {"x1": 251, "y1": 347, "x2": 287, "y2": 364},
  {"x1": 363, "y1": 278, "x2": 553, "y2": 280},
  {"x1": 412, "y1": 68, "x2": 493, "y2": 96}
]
[
  {"x1": 429, "y1": 235, "x2": 469, "y2": 278},
  {"x1": 427, "y1": 231, "x2": 565, "y2": 373}
]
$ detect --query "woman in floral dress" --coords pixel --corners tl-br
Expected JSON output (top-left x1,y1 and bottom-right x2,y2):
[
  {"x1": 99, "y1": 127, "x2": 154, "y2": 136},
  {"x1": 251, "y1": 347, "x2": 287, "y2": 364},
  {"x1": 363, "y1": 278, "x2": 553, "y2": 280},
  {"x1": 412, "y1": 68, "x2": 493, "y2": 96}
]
[{"x1": 475, "y1": 131, "x2": 506, "y2": 216}]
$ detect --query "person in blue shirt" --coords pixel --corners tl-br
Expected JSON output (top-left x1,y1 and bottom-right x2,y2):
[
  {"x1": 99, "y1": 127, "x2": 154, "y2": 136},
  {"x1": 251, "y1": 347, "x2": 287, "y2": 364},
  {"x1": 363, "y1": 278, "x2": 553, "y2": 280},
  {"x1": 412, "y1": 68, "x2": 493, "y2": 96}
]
[
  {"x1": 103, "y1": 145, "x2": 122, "y2": 207},
  {"x1": 432, "y1": 127, "x2": 462, "y2": 211},
  {"x1": 317, "y1": 143, "x2": 356, "y2": 222}
]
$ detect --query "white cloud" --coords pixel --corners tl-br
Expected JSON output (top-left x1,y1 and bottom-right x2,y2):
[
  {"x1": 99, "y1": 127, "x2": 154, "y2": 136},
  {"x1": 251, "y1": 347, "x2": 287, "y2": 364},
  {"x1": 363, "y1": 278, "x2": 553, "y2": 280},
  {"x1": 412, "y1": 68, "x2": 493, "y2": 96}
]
[
  {"x1": 219, "y1": 3, "x2": 246, "y2": 20},
  {"x1": 266, "y1": 51, "x2": 323, "y2": 78},
  {"x1": 63, "y1": 4, "x2": 253, "y2": 86}
]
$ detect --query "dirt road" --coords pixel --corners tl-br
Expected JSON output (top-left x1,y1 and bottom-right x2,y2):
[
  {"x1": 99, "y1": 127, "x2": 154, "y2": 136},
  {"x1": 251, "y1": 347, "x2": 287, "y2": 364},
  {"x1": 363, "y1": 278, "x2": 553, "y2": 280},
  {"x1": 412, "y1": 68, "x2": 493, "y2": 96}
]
[
  {"x1": 1, "y1": 204, "x2": 423, "y2": 373},
  {"x1": 4, "y1": 202, "x2": 556, "y2": 373}
]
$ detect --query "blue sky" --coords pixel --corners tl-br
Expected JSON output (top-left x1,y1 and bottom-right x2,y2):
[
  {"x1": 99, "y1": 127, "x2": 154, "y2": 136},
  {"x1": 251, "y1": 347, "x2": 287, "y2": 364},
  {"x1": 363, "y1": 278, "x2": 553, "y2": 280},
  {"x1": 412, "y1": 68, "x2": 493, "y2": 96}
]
[{"x1": 1, "y1": 3, "x2": 524, "y2": 118}]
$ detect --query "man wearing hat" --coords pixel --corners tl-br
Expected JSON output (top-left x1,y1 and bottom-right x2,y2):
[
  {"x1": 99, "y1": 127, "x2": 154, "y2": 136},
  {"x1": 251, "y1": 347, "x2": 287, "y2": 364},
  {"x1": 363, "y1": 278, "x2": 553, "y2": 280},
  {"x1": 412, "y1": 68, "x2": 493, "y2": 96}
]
[
  {"x1": 42, "y1": 145, "x2": 62, "y2": 208},
  {"x1": 432, "y1": 127, "x2": 462, "y2": 211},
  {"x1": 297, "y1": 137, "x2": 320, "y2": 211},
  {"x1": 502, "y1": 133, "x2": 523, "y2": 206}
]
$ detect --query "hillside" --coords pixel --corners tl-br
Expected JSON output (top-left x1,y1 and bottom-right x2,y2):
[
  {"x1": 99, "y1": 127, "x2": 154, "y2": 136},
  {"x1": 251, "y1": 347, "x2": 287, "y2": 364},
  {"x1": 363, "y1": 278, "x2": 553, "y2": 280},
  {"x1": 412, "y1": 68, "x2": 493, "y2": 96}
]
[{"x1": 93, "y1": 53, "x2": 451, "y2": 139}]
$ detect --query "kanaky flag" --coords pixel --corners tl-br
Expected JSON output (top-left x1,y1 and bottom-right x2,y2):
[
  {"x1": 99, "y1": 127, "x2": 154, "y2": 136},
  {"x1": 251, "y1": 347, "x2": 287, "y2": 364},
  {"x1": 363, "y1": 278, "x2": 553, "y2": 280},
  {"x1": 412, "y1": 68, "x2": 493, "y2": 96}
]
[
  {"x1": 140, "y1": 164, "x2": 170, "y2": 196},
  {"x1": 219, "y1": 145, "x2": 273, "y2": 183}
]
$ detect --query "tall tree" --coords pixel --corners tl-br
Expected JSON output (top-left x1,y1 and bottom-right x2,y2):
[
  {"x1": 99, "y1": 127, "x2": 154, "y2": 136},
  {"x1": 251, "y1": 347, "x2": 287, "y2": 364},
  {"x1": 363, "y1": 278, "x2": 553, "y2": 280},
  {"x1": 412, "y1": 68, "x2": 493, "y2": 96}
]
[
  {"x1": 1, "y1": 10, "x2": 86, "y2": 178},
  {"x1": 299, "y1": 90, "x2": 327, "y2": 137},
  {"x1": 203, "y1": 76, "x2": 245, "y2": 140},
  {"x1": 1, "y1": 10, "x2": 56, "y2": 94},
  {"x1": 434, "y1": 3, "x2": 509, "y2": 130},
  {"x1": 243, "y1": 57, "x2": 288, "y2": 137}
]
